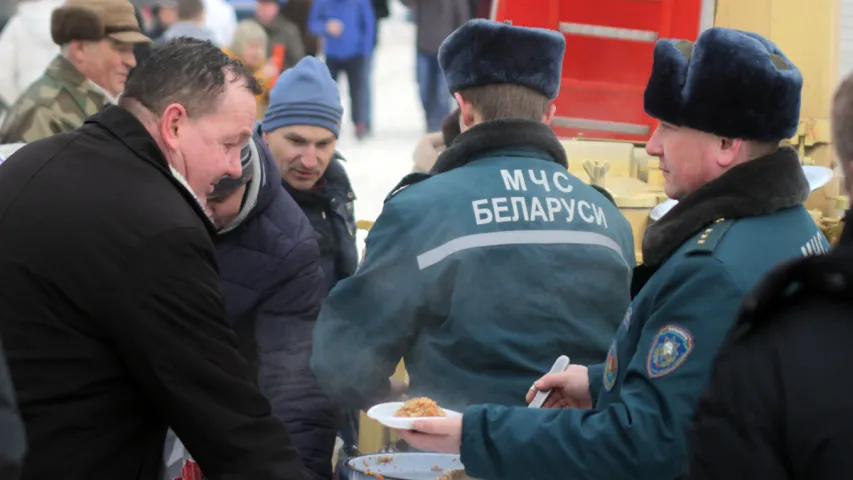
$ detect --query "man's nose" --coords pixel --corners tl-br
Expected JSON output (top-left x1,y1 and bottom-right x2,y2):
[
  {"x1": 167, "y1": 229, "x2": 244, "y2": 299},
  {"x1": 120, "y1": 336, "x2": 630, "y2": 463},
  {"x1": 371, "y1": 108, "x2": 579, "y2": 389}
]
[
  {"x1": 225, "y1": 151, "x2": 243, "y2": 178},
  {"x1": 646, "y1": 128, "x2": 663, "y2": 157},
  {"x1": 124, "y1": 51, "x2": 137, "y2": 69},
  {"x1": 300, "y1": 147, "x2": 318, "y2": 168}
]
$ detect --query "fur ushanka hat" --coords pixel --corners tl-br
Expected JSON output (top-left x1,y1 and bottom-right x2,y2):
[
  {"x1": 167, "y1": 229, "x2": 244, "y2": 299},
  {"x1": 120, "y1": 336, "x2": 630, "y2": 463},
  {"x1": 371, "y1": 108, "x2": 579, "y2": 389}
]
[
  {"x1": 644, "y1": 27, "x2": 803, "y2": 142},
  {"x1": 51, "y1": 0, "x2": 151, "y2": 46},
  {"x1": 438, "y1": 19, "x2": 566, "y2": 100}
]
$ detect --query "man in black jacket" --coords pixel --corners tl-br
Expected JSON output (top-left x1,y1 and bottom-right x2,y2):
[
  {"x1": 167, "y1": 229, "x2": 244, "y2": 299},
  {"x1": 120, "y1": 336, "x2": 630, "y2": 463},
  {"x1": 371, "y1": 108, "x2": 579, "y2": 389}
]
[
  {"x1": 0, "y1": 37, "x2": 311, "y2": 480},
  {"x1": 685, "y1": 66, "x2": 853, "y2": 479},
  {"x1": 204, "y1": 134, "x2": 339, "y2": 480}
]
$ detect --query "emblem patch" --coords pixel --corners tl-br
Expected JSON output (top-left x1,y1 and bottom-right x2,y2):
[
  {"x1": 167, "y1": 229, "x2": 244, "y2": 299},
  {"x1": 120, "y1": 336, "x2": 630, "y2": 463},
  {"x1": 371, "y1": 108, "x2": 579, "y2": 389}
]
[
  {"x1": 646, "y1": 324, "x2": 694, "y2": 378},
  {"x1": 602, "y1": 340, "x2": 618, "y2": 391}
]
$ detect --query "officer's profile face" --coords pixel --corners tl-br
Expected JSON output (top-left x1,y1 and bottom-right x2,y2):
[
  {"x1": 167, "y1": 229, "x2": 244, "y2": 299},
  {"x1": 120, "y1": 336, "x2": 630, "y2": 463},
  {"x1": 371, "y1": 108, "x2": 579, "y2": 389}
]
[
  {"x1": 646, "y1": 122, "x2": 736, "y2": 200},
  {"x1": 208, "y1": 184, "x2": 247, "y2": 230},
  {"x1": 263, "y1": 125, "x2": 337, "y2": 190},
  {"x1": 68, "y1": 39, "x2": 137, "y2": 97}
]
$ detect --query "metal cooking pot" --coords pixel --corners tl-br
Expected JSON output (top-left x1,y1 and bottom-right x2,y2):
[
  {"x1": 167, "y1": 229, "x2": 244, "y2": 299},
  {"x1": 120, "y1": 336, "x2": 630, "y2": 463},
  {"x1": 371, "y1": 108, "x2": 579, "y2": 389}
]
[{"x1": 340, "y1": 452, "x2": 476, "y2": 480}]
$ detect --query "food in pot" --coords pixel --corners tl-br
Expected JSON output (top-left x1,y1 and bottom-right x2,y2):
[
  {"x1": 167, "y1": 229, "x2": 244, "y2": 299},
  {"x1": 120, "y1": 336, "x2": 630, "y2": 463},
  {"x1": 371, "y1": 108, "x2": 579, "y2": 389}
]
[
  {"x1": 394, "y1": 397, "x2": 447, "y2": 417},
  {"x1": 436, "y1": 469, "x2": 467, "y2": 480}
]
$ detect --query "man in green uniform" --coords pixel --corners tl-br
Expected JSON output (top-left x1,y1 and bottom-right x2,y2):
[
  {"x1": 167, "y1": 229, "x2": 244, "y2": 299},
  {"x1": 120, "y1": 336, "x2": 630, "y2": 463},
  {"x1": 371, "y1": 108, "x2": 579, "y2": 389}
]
[
  {"x1": 399, "y1": 27, "x2": 830, "y2": 480},
  {"x1": 311, "y1": 19, "x2": 635, "y2": 414},
  {"x1": 0, "y1": 0, "x2": 150, "y2": 144}
]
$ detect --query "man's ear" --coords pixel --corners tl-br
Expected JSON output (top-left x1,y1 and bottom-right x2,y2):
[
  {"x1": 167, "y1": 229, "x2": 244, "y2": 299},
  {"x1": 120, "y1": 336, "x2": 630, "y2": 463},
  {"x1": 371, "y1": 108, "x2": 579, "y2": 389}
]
[
  {"x1": 542, "y1": 104, "x2": 557, "y2": 125},
  {"x1": 454, "y1": 92, "x2": 476, "y2": 129},
  {"x1": 717, "y1": 137, "x2": 744, "y2": 168},
  {"x1": 159, "y1": 103, "x2": 189, "y2": 152},
  {"x1": 65, "y1": 40, "x2": 87, "y2": 64}
]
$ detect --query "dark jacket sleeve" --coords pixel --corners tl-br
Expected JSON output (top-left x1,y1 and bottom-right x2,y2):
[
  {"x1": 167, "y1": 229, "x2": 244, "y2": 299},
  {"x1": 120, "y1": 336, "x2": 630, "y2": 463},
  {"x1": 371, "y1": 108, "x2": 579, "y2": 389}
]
[
  {"x1": 104, "y1": 228, "x2": 311, "y2": 480},
  {"x1": 687, "y1": 295, "x2": 853, "y2": 479},
  {"x1": 310, "y1": 200, "x2": 423, "y2": 410},
  {"x1": 256, "y1": 236, "x2": 340, "y2": 480},
  {"x1": 459, "y1": 257, "x2": 745, "y2": 480},
  {"x1": 0, "y1": 340, "x2": 25, "y2": 480}
]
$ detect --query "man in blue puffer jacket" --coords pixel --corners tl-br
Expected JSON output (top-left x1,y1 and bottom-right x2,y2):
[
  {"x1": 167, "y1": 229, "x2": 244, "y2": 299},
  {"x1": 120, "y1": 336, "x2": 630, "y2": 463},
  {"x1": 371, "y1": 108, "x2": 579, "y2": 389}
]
[
  {"x1": 260, "y1": 54, "x2": 360, "y2": 475},
  {"x1": 207, "y1": 134, "x2": 340, "y2": 480}
]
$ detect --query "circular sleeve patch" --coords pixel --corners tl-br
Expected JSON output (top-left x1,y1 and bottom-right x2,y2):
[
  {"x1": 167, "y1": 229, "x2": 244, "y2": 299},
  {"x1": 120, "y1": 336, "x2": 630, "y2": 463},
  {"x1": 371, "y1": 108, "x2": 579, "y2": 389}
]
[
  {"x1": 603, "y1": 340, "x2": 618, "y2": 391},
  {"x1": 646, "y1": 324, "x2": 694, "y2": 378}
]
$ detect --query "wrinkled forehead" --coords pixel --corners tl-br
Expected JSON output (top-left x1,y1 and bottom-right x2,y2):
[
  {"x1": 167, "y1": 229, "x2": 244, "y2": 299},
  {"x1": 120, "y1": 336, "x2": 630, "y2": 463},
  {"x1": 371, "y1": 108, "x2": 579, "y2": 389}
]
[{"x1": 193, "y1": 105, "x2": 255, "y2": 144}]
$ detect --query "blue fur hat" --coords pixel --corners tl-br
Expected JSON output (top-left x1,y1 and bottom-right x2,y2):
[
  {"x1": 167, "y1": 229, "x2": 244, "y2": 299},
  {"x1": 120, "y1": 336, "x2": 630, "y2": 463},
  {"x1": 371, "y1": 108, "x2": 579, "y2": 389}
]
[
  {"x1": 438, "y1": 19, "x2": 566, "y2": 100},
  {"x1": 644, "y1": 27, "x2": 803, "y2": 141}
]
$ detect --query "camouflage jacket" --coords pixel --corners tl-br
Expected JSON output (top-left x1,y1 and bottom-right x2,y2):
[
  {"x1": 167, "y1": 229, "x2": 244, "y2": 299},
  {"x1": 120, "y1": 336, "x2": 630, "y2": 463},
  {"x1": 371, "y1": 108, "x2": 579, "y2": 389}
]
[{"x1": 0, "y1": 55, "x2": 111, "y2": 144}]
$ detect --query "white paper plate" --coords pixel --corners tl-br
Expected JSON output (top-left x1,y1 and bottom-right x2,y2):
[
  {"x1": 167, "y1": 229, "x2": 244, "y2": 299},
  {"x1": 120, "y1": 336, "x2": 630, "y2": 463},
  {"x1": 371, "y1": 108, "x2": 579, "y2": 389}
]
[
  {"x1": 648, "y1": 165, "x2": 835, "y2": 222},
  {"x1": 802, "y1": 165, "x2": 834, "y2": 192},
  {"x1": 366, "y1": 402, "x2": 462, "y2": 430}
]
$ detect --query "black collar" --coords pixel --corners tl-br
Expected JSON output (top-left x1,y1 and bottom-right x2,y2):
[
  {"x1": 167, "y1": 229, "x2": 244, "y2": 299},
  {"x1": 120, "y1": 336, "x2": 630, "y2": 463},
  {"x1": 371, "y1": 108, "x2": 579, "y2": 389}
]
[
  {"x1": 85, "y1": 105, "x2": 217, "y2": 237},
  {"x1": 642, "y1": 147, "x2": 810, "y2": 267},
  {"x1": 430, "y1": 118, "x2": 568, "y2": 174}
]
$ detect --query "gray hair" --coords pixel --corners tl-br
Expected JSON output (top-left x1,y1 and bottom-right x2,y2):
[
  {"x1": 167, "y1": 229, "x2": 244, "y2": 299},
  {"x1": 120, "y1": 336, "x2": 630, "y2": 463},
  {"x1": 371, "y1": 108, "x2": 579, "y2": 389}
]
[{"x1": 121, "y1": 36, "x2": 261, "y2": 118}]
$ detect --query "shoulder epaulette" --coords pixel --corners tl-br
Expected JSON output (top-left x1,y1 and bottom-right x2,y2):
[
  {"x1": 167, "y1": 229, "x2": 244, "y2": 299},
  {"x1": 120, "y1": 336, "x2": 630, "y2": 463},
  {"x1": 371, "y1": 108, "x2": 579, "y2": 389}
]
[
  {"x1": 384, "y1": 172, "x2": 432, "y2": 203},
  {"x1": 685, "y1": 218, "x2": 736, "y2": 255}
]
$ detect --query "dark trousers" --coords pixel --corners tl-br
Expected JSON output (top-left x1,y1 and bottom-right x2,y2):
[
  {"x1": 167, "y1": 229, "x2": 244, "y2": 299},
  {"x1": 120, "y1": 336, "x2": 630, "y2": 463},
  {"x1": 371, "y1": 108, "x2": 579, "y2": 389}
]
[
  {"x1": 327, "y1": 56, "x2": 368, "y2": 128},
  {"x1": 416, "y1": 50, "x2": 452, "y2": 132}
]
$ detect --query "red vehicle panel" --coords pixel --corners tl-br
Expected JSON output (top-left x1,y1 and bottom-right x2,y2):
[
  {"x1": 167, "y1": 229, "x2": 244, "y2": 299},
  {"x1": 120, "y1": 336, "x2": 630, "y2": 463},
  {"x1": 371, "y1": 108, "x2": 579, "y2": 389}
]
[{"x1": 493, "y1": 0, "x2": 702, "y2": 142}]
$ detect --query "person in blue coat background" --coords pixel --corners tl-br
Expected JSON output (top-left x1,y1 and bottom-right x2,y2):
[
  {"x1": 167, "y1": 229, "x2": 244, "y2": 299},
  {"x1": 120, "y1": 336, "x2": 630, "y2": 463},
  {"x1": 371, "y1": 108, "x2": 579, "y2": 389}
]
[
  {"x1": 309, "y1": 0, "x2": 375, "y2": 139},
  {"x1": 310, "y1": 19, "x2": 636, "y2": 416},
  {"x1": 399, "y1": 27, "x2": 830, "y2": 480},
  {"x1": 205, "y1": 134, "x2": 340, "y2": 480}
]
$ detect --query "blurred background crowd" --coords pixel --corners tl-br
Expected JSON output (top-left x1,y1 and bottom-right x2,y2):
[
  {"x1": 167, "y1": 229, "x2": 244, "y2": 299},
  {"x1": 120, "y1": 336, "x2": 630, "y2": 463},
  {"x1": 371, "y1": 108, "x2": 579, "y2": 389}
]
[{"x1": 0, "y1": 0, "x2": 494, "y2": 139}]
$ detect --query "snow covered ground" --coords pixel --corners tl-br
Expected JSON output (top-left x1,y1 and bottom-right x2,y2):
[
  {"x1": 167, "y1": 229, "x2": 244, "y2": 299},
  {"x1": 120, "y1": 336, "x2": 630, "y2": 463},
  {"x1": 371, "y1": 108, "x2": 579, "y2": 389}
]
[{"x1": 332, "y1": 6, "x2": 425, "y2": 255}]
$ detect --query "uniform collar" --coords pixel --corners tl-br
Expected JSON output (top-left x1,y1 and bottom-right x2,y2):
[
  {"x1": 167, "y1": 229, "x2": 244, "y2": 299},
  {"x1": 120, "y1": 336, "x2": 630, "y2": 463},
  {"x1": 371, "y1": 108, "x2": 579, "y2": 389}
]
[
  {"x1": 430, "y1": 119, "x2": 568, "y2": 175},
  {"x1": 642, "y1": 147, "x2": 809, "y2": 267}
]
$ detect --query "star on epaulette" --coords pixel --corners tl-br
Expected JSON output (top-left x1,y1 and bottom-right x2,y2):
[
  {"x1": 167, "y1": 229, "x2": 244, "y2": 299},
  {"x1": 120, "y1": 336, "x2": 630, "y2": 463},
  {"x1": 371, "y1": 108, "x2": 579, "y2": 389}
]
[{"x1": 687, "y1": 217, "x2": 734, "y2": 254}]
